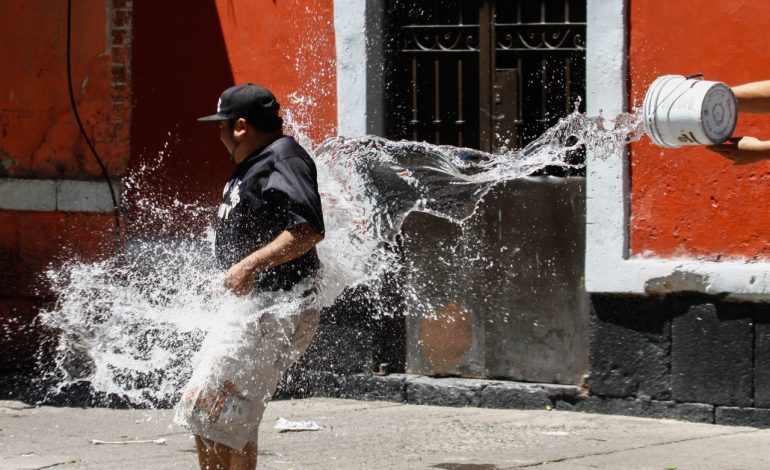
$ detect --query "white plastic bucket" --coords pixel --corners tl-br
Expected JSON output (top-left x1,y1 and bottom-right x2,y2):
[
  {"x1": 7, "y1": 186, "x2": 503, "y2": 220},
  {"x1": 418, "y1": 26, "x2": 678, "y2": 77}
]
[{"x1": 642, "y1": 75, "x2": 737, "y2": 149}]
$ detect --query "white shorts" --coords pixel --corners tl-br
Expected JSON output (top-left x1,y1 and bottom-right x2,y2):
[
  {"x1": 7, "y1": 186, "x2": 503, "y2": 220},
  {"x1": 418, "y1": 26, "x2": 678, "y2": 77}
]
[{"x1": 173, "y1": 286, "x2": 320, "y2": 450}]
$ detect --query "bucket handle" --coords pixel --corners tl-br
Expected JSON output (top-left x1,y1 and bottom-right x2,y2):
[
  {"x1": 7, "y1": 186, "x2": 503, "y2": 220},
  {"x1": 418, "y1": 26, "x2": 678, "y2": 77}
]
[{"x1": 650, "y1": 73, "x2": 705, "y2": 116}]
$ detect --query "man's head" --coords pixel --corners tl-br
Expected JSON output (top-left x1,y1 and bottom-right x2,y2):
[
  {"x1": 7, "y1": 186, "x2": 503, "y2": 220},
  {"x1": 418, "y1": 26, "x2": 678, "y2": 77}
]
[{"x1": 199, "y1": 84, "x2": 284, "y2": 163}]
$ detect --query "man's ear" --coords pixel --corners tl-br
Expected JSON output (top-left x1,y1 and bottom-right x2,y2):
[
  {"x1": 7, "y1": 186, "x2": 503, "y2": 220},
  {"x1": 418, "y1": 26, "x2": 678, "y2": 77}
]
[{"x1": 233, "y1": 118, "x2": 248, "y2": 136}]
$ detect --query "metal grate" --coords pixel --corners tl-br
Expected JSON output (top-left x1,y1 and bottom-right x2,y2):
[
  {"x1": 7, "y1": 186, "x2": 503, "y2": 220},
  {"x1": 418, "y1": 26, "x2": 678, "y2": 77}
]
[{"x1": 383, "y1": 0, "x2": 586, "y2": 162}]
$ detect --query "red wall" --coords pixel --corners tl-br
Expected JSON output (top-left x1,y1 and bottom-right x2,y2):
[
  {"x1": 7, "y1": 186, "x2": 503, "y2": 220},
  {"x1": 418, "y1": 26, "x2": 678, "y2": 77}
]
[
  {"x1": 0, "y1": 1, "x2": 130, "y2": 179},
  {"x1": 128, "y1": 0, "x2": 337, "y2": 237},
  {"x1": 1, "y1": 0, "x2": 339, "y2": 371},
  {"x1": 0, "y1": 0, "x2": 130, "y2": 370},
  {"x1": 214, "y1": 0, "x2": 337, "y2": 143},
  {"x1": 629, "y1": 0, "x2": 770, "y2": 260}
]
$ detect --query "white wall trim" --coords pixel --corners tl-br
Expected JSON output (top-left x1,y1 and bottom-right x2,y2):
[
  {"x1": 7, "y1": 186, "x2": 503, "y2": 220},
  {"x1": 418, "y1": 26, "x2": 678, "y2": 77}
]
[
  {"x1": 0, "y1": 178, "x2": 121, "y2": 213},
  {"x1": 333, "y1": 0, "x2": 368, "y2": 137},
  {"x1": 585, "y1": 0, "x2": 770, "y2": 300}
]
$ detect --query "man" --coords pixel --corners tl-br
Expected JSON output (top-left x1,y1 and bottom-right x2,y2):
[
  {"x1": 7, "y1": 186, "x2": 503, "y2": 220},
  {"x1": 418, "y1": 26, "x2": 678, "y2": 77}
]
[
  {"x1": 708, "y1": 80, "x2": 770, "y2": 163},
  {"x1": 174, "y1": 84, "x2": 325, "y2": 469}
]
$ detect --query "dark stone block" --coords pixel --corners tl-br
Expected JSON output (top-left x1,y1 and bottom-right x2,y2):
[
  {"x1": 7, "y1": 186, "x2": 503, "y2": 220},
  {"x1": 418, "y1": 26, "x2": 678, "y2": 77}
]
[
  {"x1": 344, "y1": 374, "x2": 407, "y2": 402},
  {"x1": 716, "y1": 407, "x2": 770, "y2": 428},
  {"x1": 402, "y1": 179, "x2": 589, "y2": 383},
  {"x1": 671, "y1": 300, "x2": 753, "y2": 407},
  {"x1": 293, "y1": 275, "x2": 406, "y2": 381},
  {"x1": 753, "y1": 306, "x2": 770, "y2": 407},
  {"x1": 304, "y1": 370, "x2": 346, "y2": 397},
  {"x1": 538, "y1": 383, "x2": 582, "y2": 402},
  {"x1": 405, "y1": 377, "x2": 483, "y2": 407},
  {"x1": 306, "y1": 372, "x2": 407, "y2": 402},
  {"x1": 479, "y1": 383, "x2": 551, "y2": 410},
  {"x1": 553, "y1": 399, "x2": 578, "y2": 412},
  {"x1": 670, "y1": 402, "x2": 715, "y2": 424},
  {"x1": 474, "y1": 179, "x2": 589, "y2": 384},
  {"x1": 298, "y1": 324, "x2": 374, "y2": 375},
  {"x1": 274, "y1": 367, "x2": 313, "y2": 399},
  {"x1": 588, "y1": 295, "x2": 673, "y2": 399},
  {"x1": 572, "y1": 396, "x2": 713, "y2": 423}
]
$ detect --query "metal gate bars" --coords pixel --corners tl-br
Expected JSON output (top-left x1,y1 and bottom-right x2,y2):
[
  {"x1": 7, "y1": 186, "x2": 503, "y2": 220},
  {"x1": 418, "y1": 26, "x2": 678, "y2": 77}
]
[{"x1": 386, "y1": 0, "x2": 586, "y2": 155}]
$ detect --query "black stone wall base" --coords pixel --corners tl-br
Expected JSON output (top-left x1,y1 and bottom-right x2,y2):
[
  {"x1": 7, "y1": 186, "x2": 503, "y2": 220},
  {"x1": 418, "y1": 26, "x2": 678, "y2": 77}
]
[
  {"x1": 298, "y1": 324, "x2": 375, "y2": 376},
  {"x1": 480, "y1": 381, "x2": 552, "y2": 409},
  {"x1": 293, "y1": 372, "x2": 770, "y2": 428},
  {"x1": 671, "y1": 302, "x2": 754, "y2": 406},
  {"x1": 588, "y1": 295, "x2": 675, "y2": 399},
  {"x1": 755, "y1": 316, "x2": 770, "y2": 407},
  {"x1": 590, "y1": 294, "x2": 770, "y2": 408},
  {"x1": 715, "y1": 406, "x2": 770, "y2": 427},
  {"x1": 569, "y1": 396, "x2": 714, "y2": 424},
  {"x1": 275, "y1": 281, "x2": 406, "y2": 400},
  {"x1": 305, "y1": 372, "x2": 580, "y2": 409}
]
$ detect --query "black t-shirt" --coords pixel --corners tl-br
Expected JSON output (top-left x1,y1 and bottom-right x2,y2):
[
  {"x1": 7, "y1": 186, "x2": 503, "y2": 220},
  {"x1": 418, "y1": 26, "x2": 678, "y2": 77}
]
[{"x1": 215, "y1": 135, "x2": 325, "y2": 291}]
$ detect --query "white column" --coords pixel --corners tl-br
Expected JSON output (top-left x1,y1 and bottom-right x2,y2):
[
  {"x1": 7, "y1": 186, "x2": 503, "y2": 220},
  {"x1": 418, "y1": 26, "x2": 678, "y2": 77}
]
[
  {"x1": 334, "y1": 0, "x2": 368, "y2": 137},
  {"x1": 585, "y1": 0, "x2": 633, "y2": 292}
]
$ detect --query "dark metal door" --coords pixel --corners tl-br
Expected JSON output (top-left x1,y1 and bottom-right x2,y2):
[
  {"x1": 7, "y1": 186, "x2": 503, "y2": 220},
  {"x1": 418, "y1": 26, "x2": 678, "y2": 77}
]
[{"x1": 383, "y1": 0, "x2": 586, "y2": 155}]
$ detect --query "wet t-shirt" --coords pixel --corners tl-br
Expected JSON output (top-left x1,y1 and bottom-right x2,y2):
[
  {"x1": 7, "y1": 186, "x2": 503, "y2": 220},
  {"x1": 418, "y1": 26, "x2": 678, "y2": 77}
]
[{"x1": 215, "y1": 136, "x2": 325, "y2": 291}]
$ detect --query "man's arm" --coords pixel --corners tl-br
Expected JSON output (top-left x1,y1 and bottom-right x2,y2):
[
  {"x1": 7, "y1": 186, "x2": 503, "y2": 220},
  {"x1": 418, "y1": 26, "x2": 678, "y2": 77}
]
[
  {"x1": 733, "y1": 80, "x2": 770, "y2": 113},
  {"x1": 223, "y1": 223, "x2": 324, "y2": 295}
]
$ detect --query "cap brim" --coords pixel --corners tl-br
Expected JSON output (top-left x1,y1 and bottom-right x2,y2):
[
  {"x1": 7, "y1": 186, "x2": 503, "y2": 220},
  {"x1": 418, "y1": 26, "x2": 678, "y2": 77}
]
[{"x1": 197, "y1": 113, "x2": 230, "y2": 122}]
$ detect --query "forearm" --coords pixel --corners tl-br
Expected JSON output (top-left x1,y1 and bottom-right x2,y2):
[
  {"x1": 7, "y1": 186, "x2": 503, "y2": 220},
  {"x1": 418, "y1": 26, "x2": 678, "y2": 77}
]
[
  {"x1": 752, "y1": 140, "x2": 770, "y2": 149},
  {"x1": 236, "y1": 224, "x2": 323, "y2": 276},
  {"x1": 743, "y1": 140, "x2": 770, "y2": 158},
  {"x1": 733, "y1": 80, "x2": 770, "y2": 113},
  {"x1": 708, "y1": 137, "x2": 770, "y2": 164}
]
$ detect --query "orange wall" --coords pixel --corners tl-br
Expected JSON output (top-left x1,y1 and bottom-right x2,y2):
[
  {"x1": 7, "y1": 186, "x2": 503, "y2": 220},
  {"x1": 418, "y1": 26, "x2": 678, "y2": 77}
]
[
  {"x1": 629, "y1": 0, "x2": 770, "y2": 260},
  {"x1": 0, "y1": 1, "x2": 130, "y2": 179},
  {"x1": 214, "y1": 0, "x2": 337, "y2": 144},
  {"x1": 0, "y1": 0, "x2": 129, "y2": 371},
  {"x1": 0, "y1": 0, "x2": 338, "y2": 369},
  {"x1": 128, "y1": 0, "x2": 337, "y2": 237}
]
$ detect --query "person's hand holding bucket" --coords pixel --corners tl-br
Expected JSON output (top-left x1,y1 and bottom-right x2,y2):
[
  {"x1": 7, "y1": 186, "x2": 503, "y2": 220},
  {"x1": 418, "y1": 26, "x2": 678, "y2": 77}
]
[
  {"x1": 706, "y1": 80, "x2": 770, "y2": 164},
  {"x1": 708, "y1": 136, "x2": 770, "y2": 164}
]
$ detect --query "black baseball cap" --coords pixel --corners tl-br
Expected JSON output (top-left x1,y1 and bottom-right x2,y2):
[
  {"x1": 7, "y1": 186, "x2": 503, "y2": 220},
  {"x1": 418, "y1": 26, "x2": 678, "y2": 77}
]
[{"x1": 198, "y1": 83, "x2": 283, "y2": 129}]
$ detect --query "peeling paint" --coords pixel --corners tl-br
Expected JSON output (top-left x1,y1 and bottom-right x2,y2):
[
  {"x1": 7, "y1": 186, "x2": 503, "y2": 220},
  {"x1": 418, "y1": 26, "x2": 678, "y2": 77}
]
[
  {"x1": 645, "y1": 270, "x2": 711, "y2": 294},
  {"x1": 80, "y1": 74, "x2": 89, "y2": 96},
  {"x1": 0, "y1": 147, "x2": 19, "y2": 177}
]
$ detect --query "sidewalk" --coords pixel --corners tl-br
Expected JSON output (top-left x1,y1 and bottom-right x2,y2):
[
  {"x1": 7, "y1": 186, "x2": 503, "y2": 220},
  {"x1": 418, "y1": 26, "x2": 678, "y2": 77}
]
[{"x1": 2, "y1": 397, "x2": 770, "y2": 469}]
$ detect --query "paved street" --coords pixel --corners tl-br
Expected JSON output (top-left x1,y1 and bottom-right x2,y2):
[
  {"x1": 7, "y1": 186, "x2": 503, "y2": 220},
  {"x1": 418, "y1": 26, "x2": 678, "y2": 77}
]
[{"x1": 2, "y1": 397, "x2": 770, "y2": 469}]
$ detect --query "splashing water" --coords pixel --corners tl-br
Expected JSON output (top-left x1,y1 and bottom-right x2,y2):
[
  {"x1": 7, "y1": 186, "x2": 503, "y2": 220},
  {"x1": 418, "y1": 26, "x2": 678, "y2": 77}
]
[{"x1": 36, "y1": 109, "x2": 643, "y2": 407}]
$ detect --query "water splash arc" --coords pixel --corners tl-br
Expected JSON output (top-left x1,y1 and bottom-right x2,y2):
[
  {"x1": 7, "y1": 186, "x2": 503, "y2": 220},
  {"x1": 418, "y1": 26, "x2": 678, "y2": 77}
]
[{"x1": 37, "y1": 109, "x2": 643, "y2": 406}]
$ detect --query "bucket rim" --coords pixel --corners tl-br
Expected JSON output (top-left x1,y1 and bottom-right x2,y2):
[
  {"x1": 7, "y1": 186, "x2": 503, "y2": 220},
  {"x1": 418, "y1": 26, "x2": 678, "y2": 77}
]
[
  {"x1": 643, "y1": 75, "x2": 687, "y2": 148},
  {"x1": 700, "y1": 82, "x2": 738, "y2": 145}
]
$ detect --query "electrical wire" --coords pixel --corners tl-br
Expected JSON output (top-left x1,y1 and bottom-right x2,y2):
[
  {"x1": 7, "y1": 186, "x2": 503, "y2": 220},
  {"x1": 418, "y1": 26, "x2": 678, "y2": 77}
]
[{"x1": 66, "y1": 0, "x2": 123, "y2": 243}]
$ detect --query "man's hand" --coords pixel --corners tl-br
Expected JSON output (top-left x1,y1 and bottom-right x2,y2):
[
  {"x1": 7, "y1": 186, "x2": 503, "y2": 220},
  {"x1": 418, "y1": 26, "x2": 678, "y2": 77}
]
[
  {"x1": 223, "y1": 262, "x2": 255, "y2": 296},
  {"x1": 707, "y1": 136, "x2": 770, "y2": 164},
  {"x1": 222, "y1": 224, "x2": 324, "y2": 296}
]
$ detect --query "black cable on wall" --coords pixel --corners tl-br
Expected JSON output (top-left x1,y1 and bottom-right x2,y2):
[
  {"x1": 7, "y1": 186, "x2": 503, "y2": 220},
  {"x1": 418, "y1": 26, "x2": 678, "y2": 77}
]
[{"x1": 66, "y1": 0, "x2": 123, "y2": 242}]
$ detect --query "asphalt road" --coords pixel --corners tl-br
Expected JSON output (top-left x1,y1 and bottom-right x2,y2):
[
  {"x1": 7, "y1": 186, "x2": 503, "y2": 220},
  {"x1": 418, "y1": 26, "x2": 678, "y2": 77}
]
[{"x1": 2, "y1": 397, "x2": 770, "y2": 469}]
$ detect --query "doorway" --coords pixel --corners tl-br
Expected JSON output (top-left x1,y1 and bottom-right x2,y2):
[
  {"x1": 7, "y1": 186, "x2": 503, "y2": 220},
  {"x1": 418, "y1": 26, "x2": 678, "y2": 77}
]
[{"x1": 382, "y1": 0, "x2": 586, "y2": 156}]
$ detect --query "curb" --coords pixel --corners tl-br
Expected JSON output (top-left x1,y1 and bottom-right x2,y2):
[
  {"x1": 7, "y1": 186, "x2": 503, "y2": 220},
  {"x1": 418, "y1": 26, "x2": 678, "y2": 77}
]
[{"x1": 298, "y1": 371, "x2": 770, "y2": 428}]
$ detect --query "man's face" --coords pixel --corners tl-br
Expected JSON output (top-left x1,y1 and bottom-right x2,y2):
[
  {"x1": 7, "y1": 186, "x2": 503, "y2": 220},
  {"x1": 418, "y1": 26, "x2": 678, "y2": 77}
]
[{"x1": 218, "y1": 120, "x2": 237, "y2": 156}]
